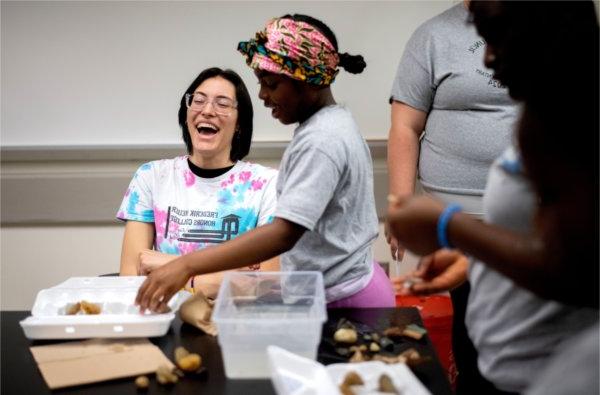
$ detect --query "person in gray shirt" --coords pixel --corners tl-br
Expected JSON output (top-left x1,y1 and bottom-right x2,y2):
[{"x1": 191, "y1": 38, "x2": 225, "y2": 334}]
[
  {"x1": 387, "y1": 2, "x2": 519, "y2": 391},
  {"x1": 388, "y1": 1, "x2": 518, "y2": 219}
]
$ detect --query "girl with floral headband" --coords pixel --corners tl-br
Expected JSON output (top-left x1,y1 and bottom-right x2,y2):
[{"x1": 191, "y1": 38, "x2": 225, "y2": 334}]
[{"x1": 136, "y1": 14, "x2": 396, "y2": 312}]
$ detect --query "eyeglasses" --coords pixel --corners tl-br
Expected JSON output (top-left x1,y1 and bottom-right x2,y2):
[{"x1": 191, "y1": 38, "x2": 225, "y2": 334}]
[{"x1": 185, "y1": 93, "x2": 237, "y2": 117}]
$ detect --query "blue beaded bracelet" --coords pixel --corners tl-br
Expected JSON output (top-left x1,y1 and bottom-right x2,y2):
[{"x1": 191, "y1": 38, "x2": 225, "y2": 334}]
[{"x1": 437, "y1": 203, "x2": 462, "y2": 248}]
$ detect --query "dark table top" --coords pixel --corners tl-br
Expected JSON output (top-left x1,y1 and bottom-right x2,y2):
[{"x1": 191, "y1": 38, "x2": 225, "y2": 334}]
[{"x1": 1, "y1": 308, "x2": 451, "y2": 394}]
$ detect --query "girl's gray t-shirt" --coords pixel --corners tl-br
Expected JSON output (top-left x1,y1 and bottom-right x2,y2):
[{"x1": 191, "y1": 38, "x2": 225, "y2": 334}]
[
  {"x1": 390, "y1": 3, "x2": 519, "y2": 197},
  {"x1": 274, "y1": 105, "x2": 378, "y2": 296}
]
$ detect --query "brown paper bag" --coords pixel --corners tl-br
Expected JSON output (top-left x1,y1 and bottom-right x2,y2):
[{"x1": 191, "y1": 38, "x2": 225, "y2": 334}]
[{"x1": 178, "y1": 290, "x2": 218, "y2": 336}]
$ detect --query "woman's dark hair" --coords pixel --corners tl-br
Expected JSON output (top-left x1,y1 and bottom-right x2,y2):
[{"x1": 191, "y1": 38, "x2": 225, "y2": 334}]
[
  {"x1": 281, "y1": 14, "x2": 366, "y2": 74},
  {"x1": 178, "y1": 67, "x2": 253, "y2": 161}
]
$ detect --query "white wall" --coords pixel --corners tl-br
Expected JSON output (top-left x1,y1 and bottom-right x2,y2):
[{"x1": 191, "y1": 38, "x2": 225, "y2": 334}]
[
  {"x1": 1, "y1": 1, "x2": 452, "y2": 146},
  {"x1": 1, "y1": 226, "x2": 125, "y2": 310}
]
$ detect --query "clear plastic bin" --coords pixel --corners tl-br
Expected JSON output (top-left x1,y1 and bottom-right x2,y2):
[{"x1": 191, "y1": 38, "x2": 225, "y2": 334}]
[{"x1": 213, "y1": 271, "x2": 327, "y2": 378}]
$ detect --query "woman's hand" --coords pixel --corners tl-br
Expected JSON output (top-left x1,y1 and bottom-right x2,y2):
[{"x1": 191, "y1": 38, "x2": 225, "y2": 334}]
[
  {"x1": 138, "y1": 249, "x2": 178, "y2": 275},
  {"x1": 387, "y1": 195, "x2": 445, "y2": 256},
  {"x1": 392, "y1": 249, "x2": 468, "y2": 295},
  {"x1": 135, "y1": 257, "x2": 192, "y2": 313},
  {"x1": 384, "y1": 219, "x2": 405, "y2": 262}
]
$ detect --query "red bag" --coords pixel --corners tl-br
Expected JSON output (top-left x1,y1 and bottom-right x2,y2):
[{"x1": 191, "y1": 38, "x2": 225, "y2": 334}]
[{"x1": 396, "y1": 294, "x2": 457, "y2": 389}]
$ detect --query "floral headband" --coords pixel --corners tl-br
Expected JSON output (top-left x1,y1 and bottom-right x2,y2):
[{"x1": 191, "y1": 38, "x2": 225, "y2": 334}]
[{"x1": 237, "y1": 17, "x2": 340, "y2": 86}]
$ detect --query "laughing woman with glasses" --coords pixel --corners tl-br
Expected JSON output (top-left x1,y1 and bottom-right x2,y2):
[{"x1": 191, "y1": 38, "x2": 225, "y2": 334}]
[{"x1": 117, "y1": 67, "x2": 279, "y2": 297}]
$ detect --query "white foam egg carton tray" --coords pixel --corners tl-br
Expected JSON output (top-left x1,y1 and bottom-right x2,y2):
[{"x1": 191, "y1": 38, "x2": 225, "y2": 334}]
[{"x1": 20, "y1": 276, "x2": 190, "y2": 339}]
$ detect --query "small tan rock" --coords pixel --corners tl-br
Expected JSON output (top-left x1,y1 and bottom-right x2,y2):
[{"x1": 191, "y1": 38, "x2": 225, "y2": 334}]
[
  {"x1": 339, "y1": 383, "x2": 357, "y2": 395},
  {"x1": 334, "y1": 328, "x2": 358, "y2": 344},
  {"x1": 174, "y1": 346, "x2": 202, "y2": 372},
  {"x1": 349, "y1": 348, "x2": 368, "y2": 363},
  {"x1": 174, "y1": 346, "x2": 189, "y2": 362},
  {"x1": 178, "y1": 354, "x2": 202, "y2": 372},
  {"x1": 80, "y1": 300, "x2": 101, "y2": 315},
  {"x1": 134, "y1": 375, "x2": 149, "y2": 390},
  {"x1": 402, "y1": 324, "x2": 427, "y2": 340},
  {"x1": 341, "y1": 370, "x2": 364, "y2": 386},
  {"x1": 156, "y1": 364, "x2": 178, "y2": 385},
  {"x1": 65, "y1": 302, "x2": 81, "y2": 315},
  {"x1": 369, "y1": 342, "x2": 381, "y2": 352},
  {"x1": 378, "y1": 373, "x2": 399, "y2": 394}
]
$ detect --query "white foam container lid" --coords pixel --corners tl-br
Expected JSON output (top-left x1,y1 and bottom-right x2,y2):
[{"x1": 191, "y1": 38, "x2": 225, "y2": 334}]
[
  {"x1": 20, "y1": 276, "x2": 190, "y2": 339},
  {"x1": 268, "y1": 345, "x2": 432, "y2": 395}
]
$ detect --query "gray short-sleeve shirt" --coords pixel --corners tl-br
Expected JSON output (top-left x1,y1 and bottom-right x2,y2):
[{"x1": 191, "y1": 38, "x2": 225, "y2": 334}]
[
  {"x1": 390, "y1": 4, "x2": 519, "y2": 198},
  {"x1": 466, "y1": 147, "x2": 598, "y2": 392},
  {"x1": 275, "y1": 105, "x2": 378, "y2": 297}
]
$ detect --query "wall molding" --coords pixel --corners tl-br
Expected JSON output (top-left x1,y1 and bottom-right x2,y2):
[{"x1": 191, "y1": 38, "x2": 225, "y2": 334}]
[
  {"x1": 1, "y1": 140, "x2": 387, "y2": 162},
  {"x1": 1, "y1": 140, "x2": 389, "y2": 225}
]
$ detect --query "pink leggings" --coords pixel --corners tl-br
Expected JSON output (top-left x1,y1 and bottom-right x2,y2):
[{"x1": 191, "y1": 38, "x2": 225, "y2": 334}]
[{"x1": 327, "y1": 262, "x2": 396, "y2": 308}]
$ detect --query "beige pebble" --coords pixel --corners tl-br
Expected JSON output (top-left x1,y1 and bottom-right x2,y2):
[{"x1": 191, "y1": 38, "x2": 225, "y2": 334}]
[
  {"x1": 334, "y1": 328, "x2": 358, "y2": 344},
  {"x1": 134, "y1": 375, "x2": 149, "y2": 390}
]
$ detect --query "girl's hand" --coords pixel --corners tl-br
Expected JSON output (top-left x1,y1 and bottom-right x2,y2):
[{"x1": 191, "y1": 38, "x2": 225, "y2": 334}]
[
  {"x1": 138, "y1": 249, "x2": 177, "y2": 275},
  {"x1": 392, "y1": 249, "x2": 468, "y2": 295},
  {"x1": 387, "y1": 195, "x2": 445, "y2": 256},
  {"x1": 135, "y1": 258, "x2": 191, "y2": 313}
]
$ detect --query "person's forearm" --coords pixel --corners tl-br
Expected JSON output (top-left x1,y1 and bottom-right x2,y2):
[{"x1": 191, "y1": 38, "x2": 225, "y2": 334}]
[
  {"x1": 446, "y1": 213, "x2": 559, "y2": 298},
  {"x1": 120, "y1": 264, "x2": 138, "y2": 276},
  {"x1": 179, "y1": 219, "x2": 302, "y2": 277},
  {"x1": 450, "y1": 216, "x2": 593, "y2": 306},
  {"x1": 193, "y1": 257, "x2": 280, "y2": 297},
  {"x1": 388, "y1": 125, "x2": 420, "y2": 199},
  {"x1": 120, "y1": 240, "x2": 143, "y2": 276},
  {"x1": 192, "y1": 271, "x2": 226, "y2": 298},
  {"x1": 387, "y1": 101, "x2": 426, "y2": 200},
  {"x1": 120, "y1": 221, "x2": 154, "y2": 275},
  {"x1": 388, "y1": 195, "x2": 594, "y2": 306},
  {"x1": 258, "y1": 256, "x2": 280, "y2": 271}
]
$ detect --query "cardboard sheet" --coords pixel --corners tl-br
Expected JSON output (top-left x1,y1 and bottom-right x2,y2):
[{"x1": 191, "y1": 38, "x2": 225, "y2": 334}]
[{"x1": 30, "y1": 338, "x2": 174, "y2": 389}]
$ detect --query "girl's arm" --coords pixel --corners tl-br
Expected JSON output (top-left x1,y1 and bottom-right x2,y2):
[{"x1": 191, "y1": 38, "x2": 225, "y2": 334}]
[
  {"x1": 192, "y1": 257, "x2": 280, "y2": 298},
  {"x1": 139, "y1": 250, "x2": 281, "y2": 299},
  {"x1": 136, "y1": 217, "x2": 304, "y2": 312},
  {"x1": 119, "y1": 221, "x2": 155, "y2": 275}
]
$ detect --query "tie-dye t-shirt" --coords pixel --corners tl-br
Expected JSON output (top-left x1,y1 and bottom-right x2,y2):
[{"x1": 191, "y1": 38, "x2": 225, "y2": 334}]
[{"x1": 117, "y1": 157, "x2": 277, "y2": 257}]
